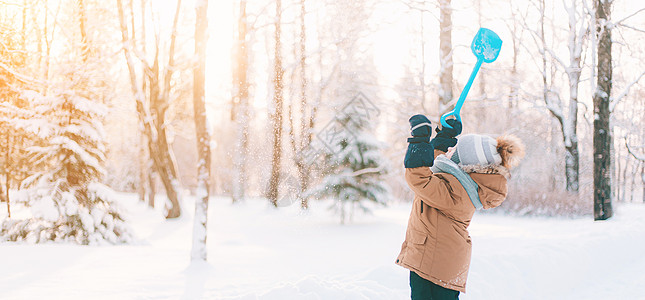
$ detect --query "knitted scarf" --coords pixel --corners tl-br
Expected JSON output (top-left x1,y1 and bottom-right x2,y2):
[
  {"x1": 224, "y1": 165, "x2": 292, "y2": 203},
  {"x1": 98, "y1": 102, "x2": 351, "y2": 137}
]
[{"x1": 430, "y1": 155, "x2": 483, "y2": 210}]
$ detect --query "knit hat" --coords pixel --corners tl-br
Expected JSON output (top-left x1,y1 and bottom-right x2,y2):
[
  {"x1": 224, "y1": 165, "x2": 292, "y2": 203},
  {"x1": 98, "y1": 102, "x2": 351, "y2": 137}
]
[
  {"x1": 450, "y1": 134, "x2": 501, "y2": 166},
  {"x1": 451, "y1": 134, "x2": 525, "y2": 170}
]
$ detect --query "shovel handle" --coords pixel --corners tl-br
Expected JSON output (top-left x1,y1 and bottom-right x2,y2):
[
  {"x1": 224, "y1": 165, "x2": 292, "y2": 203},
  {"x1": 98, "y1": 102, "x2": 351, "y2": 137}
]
[
  {"x1": 440, "y1": 58, "x2": 484, "y2": 129},
  {"x1": 440, "y1": 110, "x2": 461, "y2": 128}
]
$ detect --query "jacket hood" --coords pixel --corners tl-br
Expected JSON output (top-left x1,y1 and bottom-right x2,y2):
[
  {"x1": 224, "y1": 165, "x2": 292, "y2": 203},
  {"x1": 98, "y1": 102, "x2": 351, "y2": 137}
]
[{"x1": 464, "y1": 165, "x2": 509, "y2": 209}]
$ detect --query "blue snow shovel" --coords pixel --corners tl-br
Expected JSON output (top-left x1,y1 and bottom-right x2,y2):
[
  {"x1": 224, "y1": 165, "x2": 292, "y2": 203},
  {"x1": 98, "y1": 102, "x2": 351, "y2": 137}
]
[{"x1": 440, "y1": 28, "x2": 502, "y2": 129}]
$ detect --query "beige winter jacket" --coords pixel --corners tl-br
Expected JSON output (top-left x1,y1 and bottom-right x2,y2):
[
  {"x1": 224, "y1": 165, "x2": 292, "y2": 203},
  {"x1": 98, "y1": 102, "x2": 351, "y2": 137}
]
[{"x1": 395, "y1": 152, "x2": 509, "y2": 293}]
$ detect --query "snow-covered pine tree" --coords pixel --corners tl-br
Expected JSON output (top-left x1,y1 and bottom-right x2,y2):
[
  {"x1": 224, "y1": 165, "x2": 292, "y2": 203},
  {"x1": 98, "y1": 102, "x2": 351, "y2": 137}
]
[
  {"x1": 307, "y1": 113, "x2": 389, "y2": 224},
  {"x1": 1, "y1": 68, "x2": 131, "y2": 245}
]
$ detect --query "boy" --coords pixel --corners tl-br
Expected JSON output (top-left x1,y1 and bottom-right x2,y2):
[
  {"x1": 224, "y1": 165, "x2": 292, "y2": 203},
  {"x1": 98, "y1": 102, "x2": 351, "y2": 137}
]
[{"x1": 396, "y1": 114, "x2": 525, "y2": 299}]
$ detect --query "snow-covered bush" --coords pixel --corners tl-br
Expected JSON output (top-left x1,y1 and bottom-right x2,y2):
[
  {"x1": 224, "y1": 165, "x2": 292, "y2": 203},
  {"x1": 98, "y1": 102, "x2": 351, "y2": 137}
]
[
  {"x1": 1, "y1": 181, "x2": 131, "y2": 244},
  {"x1": 491, "y1": 181, "x2": 592, "y2": 217}
]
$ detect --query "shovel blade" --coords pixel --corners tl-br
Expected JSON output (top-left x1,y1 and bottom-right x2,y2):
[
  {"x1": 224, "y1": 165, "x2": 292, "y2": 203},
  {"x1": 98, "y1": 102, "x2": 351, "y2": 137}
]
[{"x1": 471, "y1": 28, "x2": 502, "y2": 63}]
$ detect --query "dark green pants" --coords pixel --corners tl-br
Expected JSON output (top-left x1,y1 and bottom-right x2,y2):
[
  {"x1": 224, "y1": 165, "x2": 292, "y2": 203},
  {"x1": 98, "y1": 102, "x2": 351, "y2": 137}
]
[{"x1": 410, "y1": 271, "x2": 460, "y2": 300}]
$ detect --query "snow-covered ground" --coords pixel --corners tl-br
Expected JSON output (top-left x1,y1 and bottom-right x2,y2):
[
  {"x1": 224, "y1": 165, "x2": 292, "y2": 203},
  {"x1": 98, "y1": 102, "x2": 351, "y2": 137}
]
[{"x1": 1, "y1": 195, "x2": 645, "y2": 300}]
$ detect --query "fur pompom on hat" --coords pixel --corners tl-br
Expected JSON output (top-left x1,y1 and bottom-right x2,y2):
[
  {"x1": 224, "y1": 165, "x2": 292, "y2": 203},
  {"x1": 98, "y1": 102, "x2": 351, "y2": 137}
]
[{"x1": 496, "y1": 134, "x2": 525, "y2": 169}]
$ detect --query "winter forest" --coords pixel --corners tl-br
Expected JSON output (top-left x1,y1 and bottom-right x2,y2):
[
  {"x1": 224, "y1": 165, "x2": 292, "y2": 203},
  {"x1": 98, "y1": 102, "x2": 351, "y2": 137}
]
[{"x1": 1, "y1": 0, "x2": 645, "y2": 299}]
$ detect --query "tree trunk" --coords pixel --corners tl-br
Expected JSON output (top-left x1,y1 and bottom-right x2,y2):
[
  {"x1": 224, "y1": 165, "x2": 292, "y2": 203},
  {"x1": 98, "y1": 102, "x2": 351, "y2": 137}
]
[
  {"x1": 438, "y1": 0, "x2": 453, "y2": 116},
  {"x1": 5, "y1": 176, "x2": 9, "y2": 218},
  {"x1": 138, "y1": 133, "x2": 147, "y2": 203},
  {"x1": 508, "y1": 15, "x2": 519, "y2": 110},
  {"x1": 138, "y1": 0, "x2": 153, "y2": 207},
  {"x1": 475, "y1": 0, "x2": 486, "y2": 102},
  {"x1": 538, "y1": 0, "x2": 582, "y2": 193},
  {"x1": 0, "y1": 180, "x2": 4, "y2": 203},
  {"x1": 593, "y1": 0, "x2": 613, "y2": 220},
  {"x1": 33, "y1": 1, "x2": 42, "y2": 74},
  {"x1": 642, "y1": 164, "x2": 644, "y2": 203},
  {"x1": 630, "y1": 161, "x2": 639, "y2": 202},
  {"x1": 232, "y1": 0, "x2": 250, "y2": 203},
  {"x1": 191, "y1": 0, "x2": 210, "y2": 262},
  {"x1": 298, "y1": 0, "x2": 307, "y2": 209},
  {"x1": 1, "y1": 129, "x2": 10, "y2": 218},
  {"x1": 1, "y1": 164, "x2": 9, "y2": 217},
  {"x1": 267, "y1": 0, "x2": 284, "y2": 206},
  {"x1": 117, "y1": 0, "x2": 182, "y2": 218},
  {"x1": 158, "y1": 0, "x2": 183, "y2": 219},
  {"x1": 292, "y1": 0, "x2": 311, "y2": 210},
  {"x1": 148, "y1": 171, "x2": 156, "y2": 208},
  {"x1": 419, "y1": 11, "x2": 427, "y2": 111},
  {"x1": 151, "y1": 107, "x2": 182, "y2": 218},
  {"x1": 539, "y1": 0, "x2": 548, "y2": 116},
  {"x1": 43, "y1": 2, "x2": 50, "y2": 87},
  {"x1": 564, "y1": 137, "x2": 580, "y2": 192},
  {"x1": 20, "y1": 0, "x2": 26, "y2": 65},
  {"x1": 77, "y1": 0, "x2": 89, "y2": 62},
  {"x1": 539, "y1": 0, "x2": 558, "y2": 191},
  {"x1": 563, "y1": 1, "x2": 582, "y2": 192}
]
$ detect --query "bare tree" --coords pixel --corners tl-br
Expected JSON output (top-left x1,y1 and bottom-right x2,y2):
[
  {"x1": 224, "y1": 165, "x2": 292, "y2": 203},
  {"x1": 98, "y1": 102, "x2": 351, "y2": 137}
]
[
  {"x1": 116, "y1": 0, "x2": 183, "y2": 218},
  {"x1": 419, "y1": 10, "x2": 428, "y2": 111},
  {"x1": 288, "y1": 0, "x2": 316, "y2": 209},
  {"x1": 137, "y1": 0, "x2": 155, "y2": 208},
  {"x1": 530, "y1": 0, "x2": 589, "y2": 193},
  {"x1": 395, "y1": 1, "x2": 436, "y2": 115},
  {"x1": 625, "y1": 139, "x2": 645, "y2": 203},
  {"x1": 438, "y1": 0, "x2": 454, "y2": 117},
  {"x1": 593, "y1": 0, "x2": 612, "y2": 220},
  {"x1": 597, "y1": 4, "x2": 645, "y2": 205},
  {"x1": 231, "y1": 0, "x2": 250, "y2": 204},
  {"x1": 506, "y1": 2, "x2": 529, "y2": 108},
  {"x1": 191, "y1": 0, "x2": 210, "y2": 262},
  {"x1": 475, "y1": 0, "x2": 486, "y2": 99}
]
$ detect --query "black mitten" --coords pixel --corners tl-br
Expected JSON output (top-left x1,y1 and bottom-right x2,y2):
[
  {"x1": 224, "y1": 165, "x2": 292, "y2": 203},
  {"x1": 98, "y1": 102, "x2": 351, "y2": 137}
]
[
  {"x1": 404, "y1": 114, "x2": 434, "y2": 168},
  {"x1": 430, "y1": 119, "x2": 463, "y2": 152}
]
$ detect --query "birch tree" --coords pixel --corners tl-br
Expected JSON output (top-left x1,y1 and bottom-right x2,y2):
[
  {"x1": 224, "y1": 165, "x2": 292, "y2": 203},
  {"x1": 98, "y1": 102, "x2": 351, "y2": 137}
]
[{"x1": 191, "y1": 0, "x2": 210, "y2": 262}]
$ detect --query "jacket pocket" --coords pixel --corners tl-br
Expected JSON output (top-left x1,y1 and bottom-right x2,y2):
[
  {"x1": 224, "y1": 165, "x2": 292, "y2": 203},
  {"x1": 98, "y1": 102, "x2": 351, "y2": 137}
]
[{"x1": 403, "y1": 229, "x2": 427, "y2": 269}]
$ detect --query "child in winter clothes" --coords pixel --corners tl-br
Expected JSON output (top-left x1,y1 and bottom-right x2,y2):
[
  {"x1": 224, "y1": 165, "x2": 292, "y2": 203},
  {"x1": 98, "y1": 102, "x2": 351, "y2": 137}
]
[{"x1": 396, "y1": 114, "x2": 525, "y2": 299}]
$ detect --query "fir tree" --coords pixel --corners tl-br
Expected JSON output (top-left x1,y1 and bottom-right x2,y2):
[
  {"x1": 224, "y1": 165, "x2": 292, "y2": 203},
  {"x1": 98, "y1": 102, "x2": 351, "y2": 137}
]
[
  {"x1": 1, "y1": 67, "x2": 131, "y2": 245},
  {"x1": 307, "y1": 113, "x2": 389, "y2": 224}
]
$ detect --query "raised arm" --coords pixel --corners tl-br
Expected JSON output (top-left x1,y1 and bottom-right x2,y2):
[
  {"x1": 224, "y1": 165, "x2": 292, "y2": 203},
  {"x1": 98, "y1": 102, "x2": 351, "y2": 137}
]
[
  {"x1": 404, "y1": 117, "x2": 464, "y2": 211},
  {"x1": 405, "y1": 167, "x2": 460, "y2": 211}
]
